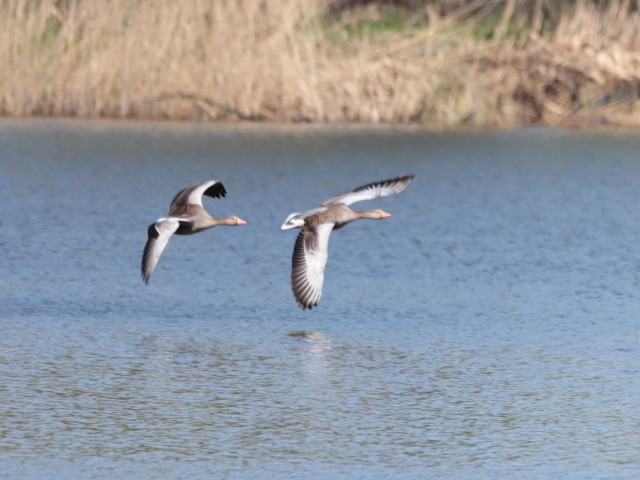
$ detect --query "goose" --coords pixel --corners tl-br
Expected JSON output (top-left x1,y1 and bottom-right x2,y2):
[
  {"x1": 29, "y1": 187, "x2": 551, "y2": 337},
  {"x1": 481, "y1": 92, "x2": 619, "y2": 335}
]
[
  {"x1": 282, "y1": 174, "x2": 414, "y2": 309},
  {"x1": 141, "y1": 180, "x2": 246, "y2": 284}
]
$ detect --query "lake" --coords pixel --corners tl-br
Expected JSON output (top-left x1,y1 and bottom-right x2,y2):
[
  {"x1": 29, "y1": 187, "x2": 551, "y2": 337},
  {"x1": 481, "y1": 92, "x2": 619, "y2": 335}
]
[{"x1": 1, "y1": 120, "x2": 640, "y2": 479}]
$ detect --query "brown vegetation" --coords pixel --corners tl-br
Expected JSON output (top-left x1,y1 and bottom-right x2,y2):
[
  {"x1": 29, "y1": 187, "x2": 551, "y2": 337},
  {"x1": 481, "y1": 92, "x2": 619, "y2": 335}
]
[{"x1": 1, "y1": 0, "x2": 640, "y2": 127}]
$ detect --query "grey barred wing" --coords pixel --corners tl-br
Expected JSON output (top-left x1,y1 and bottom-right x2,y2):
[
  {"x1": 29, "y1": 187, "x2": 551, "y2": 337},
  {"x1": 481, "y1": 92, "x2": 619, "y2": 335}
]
[
  {"x1": 321, "y1": 174, "x2": 414, "y2": 207},
  {"x1": 291, "y1": 223, "x2": 334, "y2": 309}
]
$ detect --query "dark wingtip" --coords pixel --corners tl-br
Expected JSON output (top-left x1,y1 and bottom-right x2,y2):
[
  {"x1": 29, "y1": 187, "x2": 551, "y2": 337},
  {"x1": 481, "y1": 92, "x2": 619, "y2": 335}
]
[
  {"x1": 204, "y1": 182, "x2": 227, "y2": 199},
  {"x1": 351, "y1": 174, "x2": 415, "y2": 194},
  {"x1": 142, "y1": 223, "x2": 158, "y2": 285},
  {"x1": 297, "y1": 300, "x2": 318, "y2": 310},
  {"x1": 141, "y1": 261, "x2": 152, "y2": 284},
  {"x1": 393, "y1": 174, "x2": 415, "y2": 184},
  {"x1": 147, "y1": 223, "x2": 159, "y2": 239}
]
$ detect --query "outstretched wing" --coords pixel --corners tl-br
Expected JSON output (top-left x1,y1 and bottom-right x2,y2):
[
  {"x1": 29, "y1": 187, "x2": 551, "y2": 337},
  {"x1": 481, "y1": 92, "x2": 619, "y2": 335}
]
[
  {"x1": 170, "y1": 180, "x2": 227, "y2": 208},
  {"x1": 321, "y1": 174, "x2": 414, "y2": 207},
  {"x1": 280, "y1": 206, "x2": 327, "y2": 230},
  {"x1": 141, "y1": 218, "x2": 182, "y2": 284},
  {"x1": 291, "y1": 223, "x2": 334, "y2": 309}
]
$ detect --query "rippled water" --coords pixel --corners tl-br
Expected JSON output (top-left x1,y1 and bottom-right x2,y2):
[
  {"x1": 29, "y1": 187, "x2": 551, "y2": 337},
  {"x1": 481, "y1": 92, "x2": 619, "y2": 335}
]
[{"x1": 2, "y1": 120, "x2": 640, "y2": 479}]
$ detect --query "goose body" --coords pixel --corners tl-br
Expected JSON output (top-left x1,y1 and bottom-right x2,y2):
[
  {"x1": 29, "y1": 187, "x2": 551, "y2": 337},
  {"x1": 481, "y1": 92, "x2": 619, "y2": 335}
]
[
  {"x1": 141, "y1": 180, "x2": 246, "y2": 284},
  {"x1": 282, "y1": 175, "x2": 414, "y2": 309}
]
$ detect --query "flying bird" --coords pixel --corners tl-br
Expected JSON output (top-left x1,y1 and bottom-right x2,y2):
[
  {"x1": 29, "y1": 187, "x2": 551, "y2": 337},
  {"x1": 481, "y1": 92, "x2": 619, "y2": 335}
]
[
  {"x1": 141, "y1": 180, "x2": 246, "y2": 284},
  {"x1": 281, "y1": 174, "x2": 414, "y2": 309}
]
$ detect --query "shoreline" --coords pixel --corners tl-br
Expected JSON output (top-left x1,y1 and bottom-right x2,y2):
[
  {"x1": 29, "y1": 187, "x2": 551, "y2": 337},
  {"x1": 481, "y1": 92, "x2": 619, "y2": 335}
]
[
  {"x1": 2, "y1": 1, "x2": 640, "y2": 129},
  {"x1": 3, "y1": 115, "x2": 640, "y2": 136}
]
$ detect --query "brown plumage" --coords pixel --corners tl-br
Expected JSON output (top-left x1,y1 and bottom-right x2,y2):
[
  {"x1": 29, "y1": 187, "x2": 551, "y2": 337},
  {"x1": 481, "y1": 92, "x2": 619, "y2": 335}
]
[
  {"x1": 282, "y1": 175, "x2": 414, "y2": 309},
  {"x1": 141, "y1": 180, "x2": 246, "y2": 284}
]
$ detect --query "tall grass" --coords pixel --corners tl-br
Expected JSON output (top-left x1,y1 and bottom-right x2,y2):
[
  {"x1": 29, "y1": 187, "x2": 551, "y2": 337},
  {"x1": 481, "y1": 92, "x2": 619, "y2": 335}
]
[{"x1": 2, "y1": 0, "x2": 640, "y2": 126}]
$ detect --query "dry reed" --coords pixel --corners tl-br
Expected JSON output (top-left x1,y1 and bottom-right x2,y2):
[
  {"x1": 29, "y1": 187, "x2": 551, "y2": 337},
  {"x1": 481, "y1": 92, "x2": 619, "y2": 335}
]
[{"x1": 2, "y1": 0, "x2": 640, "y2": 126}]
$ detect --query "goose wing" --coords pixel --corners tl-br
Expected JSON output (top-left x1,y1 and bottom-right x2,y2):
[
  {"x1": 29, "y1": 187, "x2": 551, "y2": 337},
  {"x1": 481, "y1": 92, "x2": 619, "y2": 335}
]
[
  {"x1": 281, "y1": 212, "x2": 304, "y2": 230},
  {"x1": 321, "y1": 174, "x2": 414, "y2": 207},
  {"x1": 141, "y1": 218, "x2": 182, "y2": 284},
  {"x1": 170, "y1": 180, "x2": 227, "y2": 208},
  {"x1": 291, "y1": 223, "x2": 334, "y2": 309},
  {"x1": 281, "y1": 206, "x2": 327, "y2": 230}
]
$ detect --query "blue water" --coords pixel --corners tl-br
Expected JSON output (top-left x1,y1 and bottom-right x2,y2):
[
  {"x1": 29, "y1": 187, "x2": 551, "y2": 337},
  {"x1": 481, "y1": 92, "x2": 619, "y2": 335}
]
[{"x1": 1, "y1": 120, "x2": 640, "y2": 479}]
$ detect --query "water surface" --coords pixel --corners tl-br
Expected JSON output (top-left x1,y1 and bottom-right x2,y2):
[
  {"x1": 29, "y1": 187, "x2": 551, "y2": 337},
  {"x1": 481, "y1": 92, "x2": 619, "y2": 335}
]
[{"x1": 1, "y1": 121, "x2": 640, "y2": 479}]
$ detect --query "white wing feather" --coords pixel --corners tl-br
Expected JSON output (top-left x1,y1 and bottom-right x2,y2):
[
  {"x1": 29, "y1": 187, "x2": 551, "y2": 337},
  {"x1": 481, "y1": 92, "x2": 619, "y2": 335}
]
[
  {"x1": 185, "y1": 180, "x2": 219, "y2": 206},
  {"x1": 291, "y1": 223, "x2": 334, "y2": 309},
  {"x1": 141, "y1": 218, "x2": 181, "y2": 284}
]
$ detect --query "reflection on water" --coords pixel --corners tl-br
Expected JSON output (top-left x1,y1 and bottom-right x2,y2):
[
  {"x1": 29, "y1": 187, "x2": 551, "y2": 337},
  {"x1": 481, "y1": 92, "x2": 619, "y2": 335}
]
[
  {"x1": 2, "y1": 121, "x2": 640, "y2": 479},
  {"x1": 289, "y1": 331, "x2": 333, "y2": 381}
]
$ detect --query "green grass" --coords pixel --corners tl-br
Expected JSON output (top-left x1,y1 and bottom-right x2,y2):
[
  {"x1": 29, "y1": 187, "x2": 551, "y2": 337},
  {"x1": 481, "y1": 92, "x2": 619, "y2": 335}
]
[
  {"x1": 325, "y1": 8, "x2": 426, "y2": 44},
  {"x1": 41, "y1": 15, "x2": 62, "y2": 44}
]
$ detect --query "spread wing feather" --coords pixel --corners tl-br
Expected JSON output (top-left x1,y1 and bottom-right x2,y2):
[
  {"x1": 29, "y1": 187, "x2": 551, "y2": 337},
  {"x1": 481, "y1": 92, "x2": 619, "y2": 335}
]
[
  {"x1": 170, "y1": 180, "x2": 226, "y2": 208},
  {"x1": 291, "y1": 223, "x2": 334, "y2": 309},
  {"x1": 321, "y1": 174, "x2": 414, "y2": 207},
  {"x1": 141, "y1": 218, "x2": 181, "y2": 284}
]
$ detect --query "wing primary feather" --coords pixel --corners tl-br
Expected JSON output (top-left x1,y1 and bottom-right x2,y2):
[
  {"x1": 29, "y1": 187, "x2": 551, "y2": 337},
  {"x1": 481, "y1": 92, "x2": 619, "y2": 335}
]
[
  {"x1": 290, "y1": 224, "x2": 332, "y2": 310},
  {"x1": 141, "y1": 219, "x2": 179, "y2": 285},
  {"x1": 170, "y1": 180, "x2": 227, "y2": 208},
  {"x1": 322, "y1": 174, "x2": 414, "y2": 206},
  {"x1": 352, "y1": 174, "x2": 414, "y2": 194},
  {"x1": 203, "y1": 182, "x2": 227, "y2": 199}
]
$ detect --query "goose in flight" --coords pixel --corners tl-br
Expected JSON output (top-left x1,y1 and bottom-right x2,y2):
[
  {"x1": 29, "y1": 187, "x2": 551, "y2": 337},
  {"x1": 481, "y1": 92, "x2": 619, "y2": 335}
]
[
  {"x1": 281, "y1": 174, "x2": 414, "y2": 309},
  {"x1": 141, "y1": 180, "x2": 246, "y2": 284}
]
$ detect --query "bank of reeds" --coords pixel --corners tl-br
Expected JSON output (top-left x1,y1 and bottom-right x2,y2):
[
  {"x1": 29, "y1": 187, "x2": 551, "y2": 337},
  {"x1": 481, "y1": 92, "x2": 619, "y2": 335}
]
[{"x1": 2, "y1": 0, "x2": 640, "y2": 127}]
